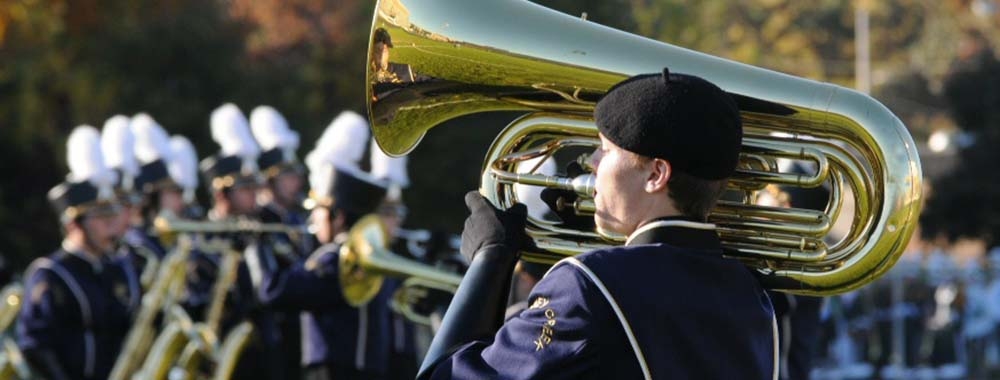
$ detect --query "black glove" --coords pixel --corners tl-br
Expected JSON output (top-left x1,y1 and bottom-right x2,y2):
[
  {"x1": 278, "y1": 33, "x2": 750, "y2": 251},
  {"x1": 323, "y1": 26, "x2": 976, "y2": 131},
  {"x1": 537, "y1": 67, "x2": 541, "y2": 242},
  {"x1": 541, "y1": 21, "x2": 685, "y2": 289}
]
[
  {"x1": 460, "y1": 191, "x2": 529, "y2": 262},
  {"x1": 541, "y1": 161, "x2": 596, "y2": 230}
]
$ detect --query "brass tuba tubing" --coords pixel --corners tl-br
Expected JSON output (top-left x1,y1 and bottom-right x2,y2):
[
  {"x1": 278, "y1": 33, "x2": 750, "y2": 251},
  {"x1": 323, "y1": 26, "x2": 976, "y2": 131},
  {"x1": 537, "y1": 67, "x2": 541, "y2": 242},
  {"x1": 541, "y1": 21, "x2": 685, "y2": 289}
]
[
  {"x1": 390, "y1": 277, "x2": 459, "y2": 327},
  {"x1": 366, "y1": 0, "x2": 922, "y2": 295}
]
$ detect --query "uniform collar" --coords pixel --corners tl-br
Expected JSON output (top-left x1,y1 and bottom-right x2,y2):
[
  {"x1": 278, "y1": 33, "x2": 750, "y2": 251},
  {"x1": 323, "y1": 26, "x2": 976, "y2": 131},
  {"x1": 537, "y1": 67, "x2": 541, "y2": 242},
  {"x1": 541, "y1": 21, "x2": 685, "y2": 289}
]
[
  {"x1": 264, "y1": 202, "x2": 288, "y2": 220},
  {"x1": 61, "y1": 240, "x2": 105, "y2": 273},
  {"x1": 625, "y1": 216, "x2": 721, "y2": 251}
]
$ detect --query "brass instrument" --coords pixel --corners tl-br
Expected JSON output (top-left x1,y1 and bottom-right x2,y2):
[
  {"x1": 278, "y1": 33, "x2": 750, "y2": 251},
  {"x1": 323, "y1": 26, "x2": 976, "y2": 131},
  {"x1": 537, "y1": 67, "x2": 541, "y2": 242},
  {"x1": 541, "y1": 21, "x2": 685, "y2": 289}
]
[
  {"x1": 0, "y1": 285, "x2": 19, "y2": 334},
  {"x1": 109, "y1": 237, "x2": 193, "y2": 380},
  {"x1": 155, "y1": 212, "x2": 307, "y2": 237},
  {"x1": 366, "y1": 0, "x2": 922, "y2": 295},
  {"x1": 340, "y1": 215, "x2": 462, "y2": 306},
  {"x1": 132, "y1": 238, "x2": 239, "y2": 380},
  {"x1": 167, "y1": 245, "x2": 249, "y2": 380},
  {"x1": 0, "y1": 285, "x2": 29, "y2": 380},
  {"x1": 390, "y1": 277, "x2": 457, "y2": 327}
]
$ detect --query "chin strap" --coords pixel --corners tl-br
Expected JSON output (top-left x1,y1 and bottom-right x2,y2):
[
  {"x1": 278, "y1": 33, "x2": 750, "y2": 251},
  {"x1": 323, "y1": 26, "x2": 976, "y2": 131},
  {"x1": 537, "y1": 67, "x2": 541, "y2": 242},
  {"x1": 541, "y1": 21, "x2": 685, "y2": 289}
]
[{"x1": 417, "y1": 244, "x2": 517, "y2": 378}]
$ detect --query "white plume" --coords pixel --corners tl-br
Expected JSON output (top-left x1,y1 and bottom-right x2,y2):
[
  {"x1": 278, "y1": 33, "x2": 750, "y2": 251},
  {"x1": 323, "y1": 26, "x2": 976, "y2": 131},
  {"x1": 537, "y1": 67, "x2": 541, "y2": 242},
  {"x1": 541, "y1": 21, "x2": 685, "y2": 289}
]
[
  {"x1": 306, "y1": 111, "x2": 372, "y2": 196},
  {"x1": 168, "y1": 136, "x2": 199, "y2": 190},
  {"x1": 514, "y1": 156, "x2": 557, "y2": 220},
  {"x1": 131, "y1": 113, "x2": 173, "y2": 164},
  {"x1": 210, "y1": 103, "x2": 260, "y2": 159},
  {"x1": 101, "y1": 115, "x2": 139, "y2": 178},
  {"x1": 250, "y1": 105, "x2": 299, "y2": 151},
  {"x1": 369, "y1": 138, "x2": 409, "y2": 188},
  {"x1": 66, "y1": 125, "x2": 116, "y2": 188},
  {"x1": 308, "y1": 166, "x2": 334, "y2": 203}
]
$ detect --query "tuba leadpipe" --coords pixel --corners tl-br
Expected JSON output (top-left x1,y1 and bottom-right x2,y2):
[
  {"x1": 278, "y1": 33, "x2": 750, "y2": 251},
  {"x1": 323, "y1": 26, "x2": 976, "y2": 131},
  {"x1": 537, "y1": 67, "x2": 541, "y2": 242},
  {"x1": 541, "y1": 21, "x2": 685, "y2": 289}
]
[{"x1": 366, "y1": 0, "x2": 922, "y2": 295}]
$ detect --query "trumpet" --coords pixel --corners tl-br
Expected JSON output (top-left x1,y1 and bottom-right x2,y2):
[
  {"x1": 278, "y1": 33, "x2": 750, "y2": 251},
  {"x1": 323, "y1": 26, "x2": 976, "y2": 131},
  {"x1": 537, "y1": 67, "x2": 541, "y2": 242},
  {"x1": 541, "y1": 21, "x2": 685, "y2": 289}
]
[{"x1": 339, "y1": 215, "x2": 463, "y2": 307}]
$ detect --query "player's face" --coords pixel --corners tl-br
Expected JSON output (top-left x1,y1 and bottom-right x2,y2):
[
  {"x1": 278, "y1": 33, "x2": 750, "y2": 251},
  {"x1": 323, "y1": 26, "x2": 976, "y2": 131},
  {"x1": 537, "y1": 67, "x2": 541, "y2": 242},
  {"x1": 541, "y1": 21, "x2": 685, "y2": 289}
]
[
  {"x1": 228, "y1": 185, "x2": 259, "y2": 216},
  {"x1": 81, "y1": 211, "x2": 121, "y2": 254},
  {"x1": 374, "y1": 42, "x2": 390, "y2": 71},
  {"x1": 272, "y1": 172, "x2": 304, "y2": 208},
  {"x1": 159, "y1": 188, "x2": 185, "y2": 217},
  {"x1": 310, "y1": 206, "x2": 333, "y2": 244},
  {"x1": 590, "y1": 134, "x2": 650, "y2": 236}
]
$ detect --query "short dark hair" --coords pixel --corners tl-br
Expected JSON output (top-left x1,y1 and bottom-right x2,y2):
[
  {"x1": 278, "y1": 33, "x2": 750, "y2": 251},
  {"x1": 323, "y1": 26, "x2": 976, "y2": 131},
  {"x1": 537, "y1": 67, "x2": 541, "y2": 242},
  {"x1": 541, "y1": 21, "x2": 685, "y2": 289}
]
[{"x1": 667, "y1": 171, "x2": 728, "y2": 221}]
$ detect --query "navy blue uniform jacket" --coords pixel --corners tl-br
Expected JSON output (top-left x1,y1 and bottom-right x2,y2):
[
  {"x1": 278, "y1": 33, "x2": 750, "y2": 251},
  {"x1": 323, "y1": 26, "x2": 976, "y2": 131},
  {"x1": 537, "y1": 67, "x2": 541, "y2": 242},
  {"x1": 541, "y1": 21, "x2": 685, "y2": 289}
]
[
  {"x1": 426, "y1": 219, "x2": 778, "y2": 379},
  {"x1": 17, "y1": 248, "x2": 140, "y2": 380},
  {"x1": 254, "y1": 242, "x2": 392, "y2": 375}
]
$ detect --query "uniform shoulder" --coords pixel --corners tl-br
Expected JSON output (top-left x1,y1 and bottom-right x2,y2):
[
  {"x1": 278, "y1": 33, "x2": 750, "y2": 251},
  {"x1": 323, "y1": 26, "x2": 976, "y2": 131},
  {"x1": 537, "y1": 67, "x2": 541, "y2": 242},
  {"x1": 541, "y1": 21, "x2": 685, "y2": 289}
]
[
  {"x1": 572, "y1": 245, "x2": 647, "y2": 267},
  {"x1": 311, "y1": 242, "x2": 342, "y2": 256},
  {"x1": 26, "y1": 250, "x2": 70, "y2": 273}
]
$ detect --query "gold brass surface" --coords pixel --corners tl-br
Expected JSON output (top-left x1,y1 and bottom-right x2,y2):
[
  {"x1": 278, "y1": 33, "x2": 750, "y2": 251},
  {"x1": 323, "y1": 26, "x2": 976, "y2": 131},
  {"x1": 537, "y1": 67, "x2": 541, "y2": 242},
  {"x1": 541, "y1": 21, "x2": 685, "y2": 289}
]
[
  {"x1": 340, "y1": 215, "x2": 463, "y2": 307},
  {"x1": 367, "y1": 0, "x2": 923, "y2": 295}
]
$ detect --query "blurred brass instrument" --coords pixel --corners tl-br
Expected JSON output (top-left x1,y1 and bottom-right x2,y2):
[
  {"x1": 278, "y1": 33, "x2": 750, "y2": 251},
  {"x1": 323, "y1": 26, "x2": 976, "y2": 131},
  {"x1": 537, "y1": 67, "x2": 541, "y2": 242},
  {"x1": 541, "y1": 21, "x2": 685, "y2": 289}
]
[
  {"x1": 154, "y1": 212, "x2": 307, "y2": 239},
  {"x1": 390, "y1": 277, "x2": 457, "y2": 327},
  {"x1": 339, "y1": 215, "x2": 462, "y2": 307},
  {"x1": 0, "y1": 285, "x2": 19, "y2": 334},
  {"x1": 367, "y1": 0, "x2": 923, "y2": 295},
  {"x1": 166, "y1": 245, "x2": 255, "y2": 380},
  {"x1": 109, "y1": 237, "x2": 193, "y2": 380},
  {"x1": 131, "y1": 238, "x2": 252, "y2": 380},
  {"x1": 0, "y1": 284, "x2": 30, "y2": 380}
]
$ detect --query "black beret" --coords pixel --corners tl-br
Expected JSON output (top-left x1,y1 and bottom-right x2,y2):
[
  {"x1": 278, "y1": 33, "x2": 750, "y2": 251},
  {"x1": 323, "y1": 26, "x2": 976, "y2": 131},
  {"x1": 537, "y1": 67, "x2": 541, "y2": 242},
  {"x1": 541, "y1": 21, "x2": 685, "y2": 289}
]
[
  {"x1": 374, "y1": 28, "x2": 393, "y2": 48},
  {"x1": 595, "y1": 68, "x2": 743, "y2": 180}
]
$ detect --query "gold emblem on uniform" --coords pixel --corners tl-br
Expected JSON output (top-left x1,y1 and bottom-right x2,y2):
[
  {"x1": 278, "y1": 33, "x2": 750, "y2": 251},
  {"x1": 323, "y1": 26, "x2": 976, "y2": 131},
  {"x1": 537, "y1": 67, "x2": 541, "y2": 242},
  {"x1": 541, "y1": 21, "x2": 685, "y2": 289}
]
[
  {"x1": 533, "y1": 307, "x2": 557, "y2": 351},
  {"x1": 529, "y1": 296, "x2": 549, "y2": 309},
  {"x1": 114, "y1": 282, "x2": 130, "y2": 305}
]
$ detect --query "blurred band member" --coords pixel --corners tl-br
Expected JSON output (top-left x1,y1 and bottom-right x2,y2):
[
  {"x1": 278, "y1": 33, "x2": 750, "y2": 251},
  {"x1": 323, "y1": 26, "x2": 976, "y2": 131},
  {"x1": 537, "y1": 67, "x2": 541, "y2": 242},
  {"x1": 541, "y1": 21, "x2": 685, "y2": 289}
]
[
  {"x1": 18, "y1": 126, "x2": 140, "y2": 380},
  {"x1": 190, "y1": 103, "x2": 280, "y2": 380},
  {"x1": 249, "y1": 104, "x2": 308, "y2": 380},
  {"x1": 251, "y1": 111, "x2": 392, "y2": 380}
]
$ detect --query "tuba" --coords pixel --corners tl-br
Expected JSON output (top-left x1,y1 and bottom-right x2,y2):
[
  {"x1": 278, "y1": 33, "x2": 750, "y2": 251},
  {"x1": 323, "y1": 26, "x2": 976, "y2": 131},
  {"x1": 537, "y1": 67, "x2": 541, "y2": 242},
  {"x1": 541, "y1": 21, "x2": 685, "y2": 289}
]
[{"x1": 366, "y1": 0, "x2": 922, "y2": 295}]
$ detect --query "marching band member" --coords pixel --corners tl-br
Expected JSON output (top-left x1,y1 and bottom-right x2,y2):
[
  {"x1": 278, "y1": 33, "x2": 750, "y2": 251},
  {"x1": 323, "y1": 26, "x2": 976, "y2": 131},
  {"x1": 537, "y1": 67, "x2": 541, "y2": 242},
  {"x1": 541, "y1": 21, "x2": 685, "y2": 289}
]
[
  {"x1": 18, "y1": 126, "x2": 140, "y2": 380},
  {"x1": 249, "y1": 105, "x2": 308, "y2": 379},
  {"x1": 100, "y1": 115, "x2": 144, "y2": 249},
  {"x1": 251, "y1": 110, "x2": 392, "y2": 380},
  {"x1": 419, "y1": 69, "x2": 777, "y2": 379},
  {"x1": 119, "y1": 114, "x2": 184, "y2": 286},
  {"x1": 190, "y1": 103, "x2": 281, "y2": 379},
  {"x1": 250, "y1": 105, "x2": 310, "y2": 254}
]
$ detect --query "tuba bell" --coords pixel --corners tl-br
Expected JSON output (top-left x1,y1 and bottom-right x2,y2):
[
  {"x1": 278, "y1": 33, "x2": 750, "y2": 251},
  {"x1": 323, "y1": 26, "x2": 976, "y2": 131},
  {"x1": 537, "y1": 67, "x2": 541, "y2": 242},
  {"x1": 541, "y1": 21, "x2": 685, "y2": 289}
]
[{"x1": 366, "y1": 0, "x2": 922, "y2": 295}]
